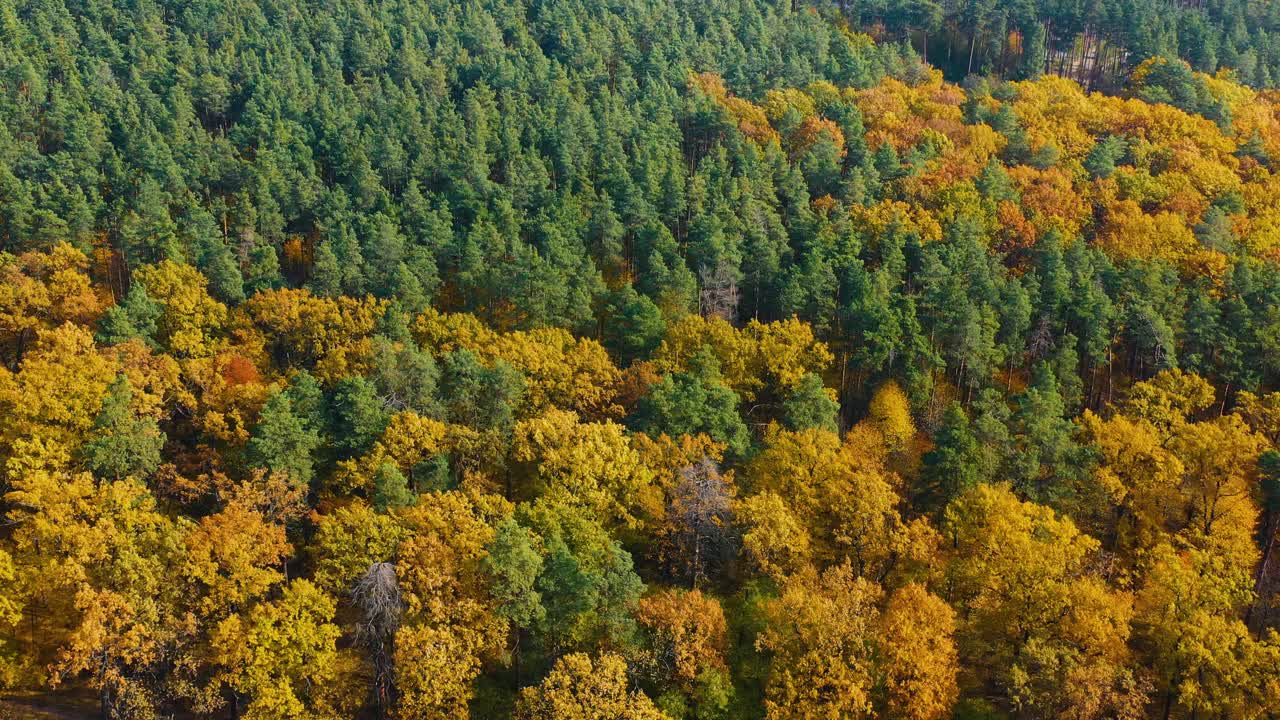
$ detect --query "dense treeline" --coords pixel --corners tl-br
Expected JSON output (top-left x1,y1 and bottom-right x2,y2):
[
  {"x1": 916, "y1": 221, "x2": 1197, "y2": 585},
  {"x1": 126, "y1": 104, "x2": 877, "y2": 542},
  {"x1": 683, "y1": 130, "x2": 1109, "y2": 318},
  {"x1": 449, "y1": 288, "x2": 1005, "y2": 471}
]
[
  {"x1": 827, "y1": 0, "x2": 1280, "y2": 89},
  {"x1": 5, "y1": 0, "x2": 1280, "y2": 718}
]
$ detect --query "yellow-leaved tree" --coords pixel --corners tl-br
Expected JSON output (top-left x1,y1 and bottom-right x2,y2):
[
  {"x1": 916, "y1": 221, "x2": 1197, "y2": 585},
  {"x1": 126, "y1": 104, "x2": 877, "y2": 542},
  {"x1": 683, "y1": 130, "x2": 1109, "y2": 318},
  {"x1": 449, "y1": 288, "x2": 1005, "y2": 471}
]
[
  {"x1": 635, "y1": 588, "x2": 730, "y2": 698},
  {"x1": 183, "y1": 503, "x2": 290, "y2": 620},
  {"x1": 1136, "y1": 540, "x2": 1280, "y2": 719},
  {"x1": 512, "y1": 409, "x2": 658, "y2": 530},
  {"x1": 652, "y1": 315, "x2": 832, "y2": 402},
  {"x1": 756, "y1": 562, "x2": 882, "y2": 720},
  {"x1": 0, "y1": 242, "x2": 103, "y2": 368},
  {"x1": 737, "y1": 491, "x2": 812, "y2": 580},
  {"x1": 515, "y1": 652, "x2": 670, "y2": 720},
  {"x1": 4, "y1": 470, "x2": 184, "y2": 714},
  {"x1": 236, "y1": 287, "x2": 384, "y2": 379},
  {"x1": 209, "y1": 579, "x2": 356, "y2": 719},
  {"x1": 132, "y1": 260, "x2": 229, "y2": 359},
  {"x1": 0, "y1": 324, "x2": 117, "y2": 479},
  {"x1": 944, "y1": 484, "x2": 1147, "y2": 719},
  {"x1": 743, "y1": 425, "x2": 936, "y2": 580},
  {"x1": 414, "y1": 308, "x2": 623, "y2": 419},
  {"x1": 1079, "y1": 409, "x2": 1185, "y2": 559},
  {"x1": 865, "y1": 380, "x2": 916, "y2": 451},
  {"x1": 310, "y1": 501, "x2": 407, "y2": 596},
  {"x1": 393, "y1": 490, "x2": 510, "y2": 718},
  {"x1": 877, "y1": 583, "x2": 959, "y2": 720}
]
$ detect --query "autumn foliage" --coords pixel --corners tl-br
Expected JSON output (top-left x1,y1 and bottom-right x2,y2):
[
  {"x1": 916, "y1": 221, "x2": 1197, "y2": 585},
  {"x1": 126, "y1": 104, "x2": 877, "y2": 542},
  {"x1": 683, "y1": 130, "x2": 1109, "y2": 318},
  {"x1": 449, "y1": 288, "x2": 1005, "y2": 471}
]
[{"x1": 5, "y1": 2, "x2": 1280, "y2": 720}]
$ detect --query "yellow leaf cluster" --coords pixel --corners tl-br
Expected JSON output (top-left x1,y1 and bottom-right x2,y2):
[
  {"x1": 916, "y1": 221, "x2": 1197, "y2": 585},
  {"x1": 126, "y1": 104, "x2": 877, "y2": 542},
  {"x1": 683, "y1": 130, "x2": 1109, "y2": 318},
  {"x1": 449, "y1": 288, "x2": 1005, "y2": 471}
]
[
  {"x1": 516, "y1": 652, "x2": 671, "y2": 720},
  {"x1": 0, "y1": 242, "x2": 104, "y2": 363},
  {"x1": 635, "y1": 589, "x2": 729, "y2": 690},
  {"x1": 0, "y1": 324, "x2": 116, "y2": 477},
  {"x1": 415, "y1": 308, "x2": 623, "y2": 419},
  {"x1": 237, "y1": 288, "x2": 384, "y2": 380},
  {"x1": 652, "y1": 315, "x2": 832, "y2": 401},
  {"x1": 744, "y1": 426, "x2": 932, "y2": 580},
  {"x1": 134, "y1": 261, "x2": 228, "y2": 358},
  {"x1": 513, "y1": 409, "x2": 657, "y2": 529},
  {"x1": 688, "y1": 73, "x2": 779, "y2": 145}
]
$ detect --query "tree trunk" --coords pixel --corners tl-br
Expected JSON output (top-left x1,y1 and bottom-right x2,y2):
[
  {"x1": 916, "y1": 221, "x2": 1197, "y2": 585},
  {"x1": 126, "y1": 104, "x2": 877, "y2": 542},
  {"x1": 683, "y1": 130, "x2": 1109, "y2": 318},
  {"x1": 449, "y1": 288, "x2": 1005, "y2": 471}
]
[
  {"x1": 1079, "y1": 30, "x2": 1093, "y2": 84},
  {"x1": 1044, "y1": 22, "x2": 1054, "y2": 76},
  {"x1": 840, "y1": 351, "x2": 849, "y2": 431},
  {"x1": 1106, "y1": 344, "x2": 1114, "y2": 405},
  {"x1": 1248, "y1": 512, "x2": 1278, "y2": 630}
]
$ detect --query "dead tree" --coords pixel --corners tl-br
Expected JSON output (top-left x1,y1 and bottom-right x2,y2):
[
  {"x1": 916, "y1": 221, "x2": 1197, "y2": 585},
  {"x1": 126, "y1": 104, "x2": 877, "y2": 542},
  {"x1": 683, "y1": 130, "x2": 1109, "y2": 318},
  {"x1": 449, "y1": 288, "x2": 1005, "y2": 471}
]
[
  {"x1": 352, "y1": 562, "x2": 404, "y2": 718},
  {"x1": 699, "y1": 262, "x2": 739, "y2": 322},
  {"x1": 665, "y1": 457, "x2": 736, "y2": 587}
]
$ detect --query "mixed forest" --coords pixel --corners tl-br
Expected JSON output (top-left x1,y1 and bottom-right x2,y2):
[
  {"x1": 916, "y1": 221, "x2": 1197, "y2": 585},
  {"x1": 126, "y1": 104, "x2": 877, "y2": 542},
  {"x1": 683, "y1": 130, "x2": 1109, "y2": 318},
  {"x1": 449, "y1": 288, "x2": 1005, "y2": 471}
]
[{"x1": 6, "y1": 0, "x2": 1280, "y2": 718}]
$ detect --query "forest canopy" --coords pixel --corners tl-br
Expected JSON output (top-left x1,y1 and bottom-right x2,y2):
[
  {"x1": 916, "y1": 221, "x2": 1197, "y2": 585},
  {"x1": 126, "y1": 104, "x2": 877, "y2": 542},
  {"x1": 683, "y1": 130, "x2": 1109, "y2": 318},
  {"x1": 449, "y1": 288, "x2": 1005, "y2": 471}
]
[{"x1": 4, "y1": 0, "x2": 1280, "y2": 719}]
